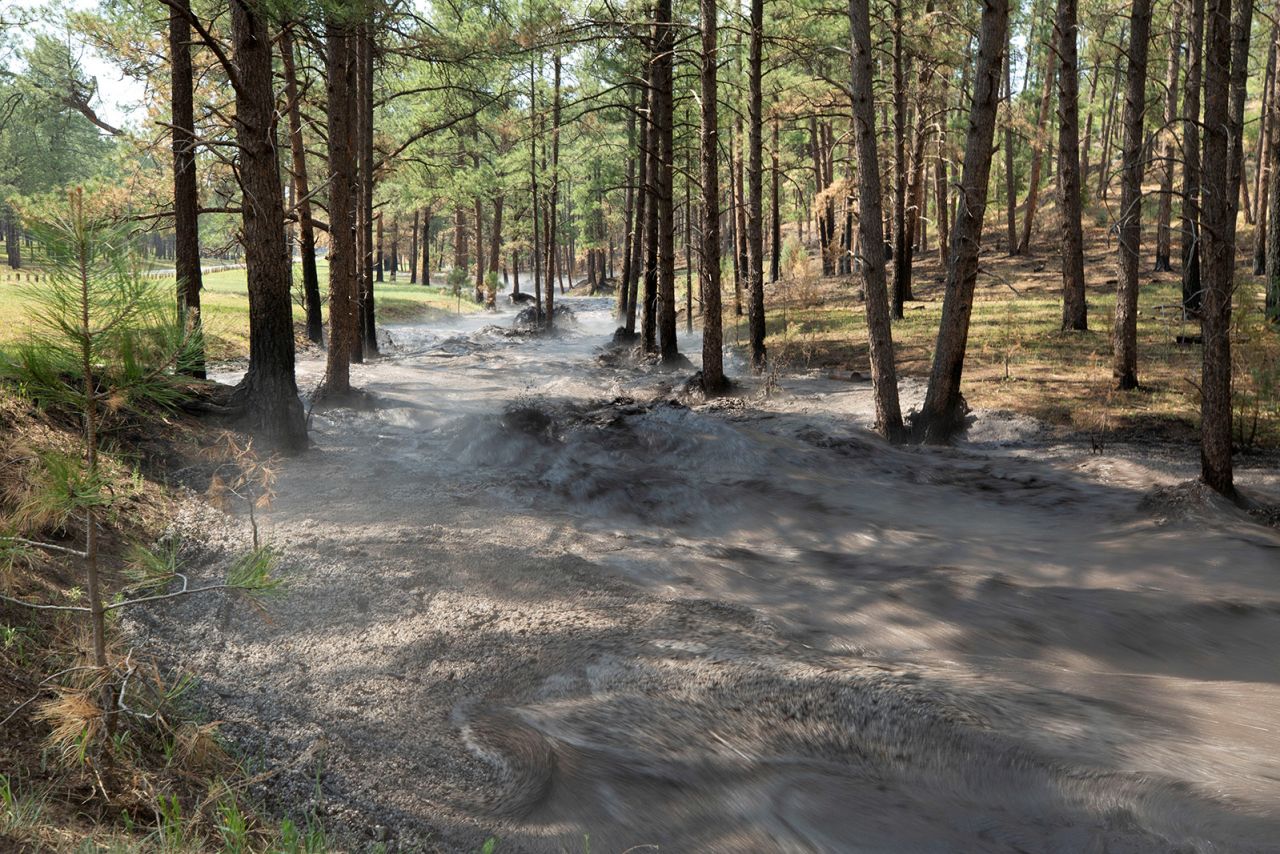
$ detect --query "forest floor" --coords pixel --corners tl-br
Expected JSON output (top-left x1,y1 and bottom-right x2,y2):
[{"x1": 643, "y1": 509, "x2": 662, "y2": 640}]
[
  {"x1": 746, "y1": 223, "x2": 1279, "y2": 450},
  {"x1": 127, "y1": 294, "x2": 1280, "y2": 852}
]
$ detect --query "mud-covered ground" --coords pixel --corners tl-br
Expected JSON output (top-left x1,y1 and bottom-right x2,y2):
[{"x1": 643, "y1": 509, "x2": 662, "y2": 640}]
[{"x1": 127, "y1": 297, "x2": 1280, "y2": 853}]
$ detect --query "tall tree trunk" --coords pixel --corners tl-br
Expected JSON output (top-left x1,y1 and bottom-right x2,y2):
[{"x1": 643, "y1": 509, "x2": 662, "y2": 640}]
[
  {"x1": 619, "y1": 93, "x2": 637, "y2": 320},
  {"x1": 281, "y1": 23, "x2": 321, "y2": 345},
  {"x1": 746, "y1": 0, "x2": 766, "y2": 368},
  {"x1": 1017, "y1": 46, "x2": 1057, "y2": 254},
  {"x1": 1254, "y1": 33, "x2": 1277, "y2": 275},
  {"x1": 358, "y1": 20, "x2": 377, "y2": 355},
  {"x1": 1003, "y1": 32, "x2": 1017, "y2": 254},
  {"x1": 544, "y1": 53, "x2": 561, "y2": 328},
  {"x1": 1057, "y1": 0, "x2": 1087, "y2": 330},
  {"x1": 322, "y1": 13, "x2": 357, "y2": 397},
  {"x1": 770, "y1": 114, "x2": 782, "y2": 282},
  {"x1": 935, "y1": 82, "x2": 951, "y2": 267},
  {"x1": 409, "y1": 208, "x2": 419, "y2": 284},
  {"x1": 1268, "y1": 15, "x2": 1280, "y2": 322},
  {"x1": 488, "y1": 194, "x2": 504, "y2": 279},
  {"x1": 530, "y1": 58, "x2": 542, "y2": 318},
  {"x1": 1154, "y1": 6, "x2": 1183, "y2": 271},
  {"x1": 228, "y1": 0, "x2": 305, "y2": 449},
  {"x1": 1182, "y1": 0, "x2": 1205, "y2": 311},
  {"x1": 729, "y1": 123, "x2": 744, "y2": 315},
  {"x1": 891, "y1": 0, "x2": 910, "y2": 314},
  {"x1": 1200, "y1": 0, "x2": 1254, "y2": 495},
  {"x1": 655, "y1": 0, "x2": 678, "y2": 360},
  {"x1": 170, "y1": 0, "x2": 205, "y2": 375},
  {"x1": 390, "y1": 214, "x2": 399, "y2": 281},
  {"x1": 1112, "y1": 0, "x2": 1153, "y2": 390},
  {"x1": 375, "y1": 213, "x2": 384, "y2": 282},
  {"x1": 421, "y1": 207, "x2": 430, "y2": 286},
  {"x1": 916, "y1": 0, "x2": 1010, "y2": 442},
  {"x1": 849, "y1": 0, "x2": 904, "y2": 439},
  {"x1": 626, "y1": 73, "x2": 650, "y2": 336}
]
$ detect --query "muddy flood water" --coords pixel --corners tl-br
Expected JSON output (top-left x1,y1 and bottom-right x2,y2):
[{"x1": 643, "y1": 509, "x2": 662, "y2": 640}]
[{"x1": 131, "y1": 296, "x2": 1280, "y2": 852}]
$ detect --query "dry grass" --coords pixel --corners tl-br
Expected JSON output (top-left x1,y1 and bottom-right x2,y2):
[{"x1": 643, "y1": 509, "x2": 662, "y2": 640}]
[{"x1": 741, "y1": 222, "x2": 1279, "y2": 448}]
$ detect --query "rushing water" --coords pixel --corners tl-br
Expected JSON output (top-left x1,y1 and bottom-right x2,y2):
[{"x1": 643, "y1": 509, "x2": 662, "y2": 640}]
[{"x1": 164, "y1": 295, "x2": 1280, "y2": 852}]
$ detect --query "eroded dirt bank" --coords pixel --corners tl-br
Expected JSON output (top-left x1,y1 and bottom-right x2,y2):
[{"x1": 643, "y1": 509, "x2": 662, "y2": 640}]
[{"x1": 129, "y1": 297, "x2": 1280, "y2": 852}]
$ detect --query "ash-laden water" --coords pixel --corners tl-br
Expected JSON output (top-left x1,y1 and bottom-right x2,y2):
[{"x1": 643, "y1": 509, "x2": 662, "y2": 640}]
[{"x1": 138, "y1": 296, "x2": 1280, "y2": 852}]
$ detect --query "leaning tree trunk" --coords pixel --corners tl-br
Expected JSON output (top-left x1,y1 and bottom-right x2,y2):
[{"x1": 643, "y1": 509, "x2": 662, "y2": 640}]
[
  {"x1": 745, "y1": 0, "x2": 766, "y2": 369},
  {"x1": 281, "y1": 24, "x2": 322, "y2": 345},
  {"x1": 849, "y1": 0, "x2": 904, "y2": 440},
  {"x1": 1182, "y1": 0, "x2": 1205, "y2": 312},
  {"x1": 1056, "y1": 0, "x2": 1087, "y2": 330},
  {"x1": 228, "y1": 0, "x2": 305, "y2": 449},
  {"x1": 1112, "y1": 0, "x2": 1153, "y2": 391},
  {"x1": 1154, "y1": 6, "x2": 1183, "y2": 272},
  {"x1": 170, "y1": 0, "x2": 205, "y2": 376},
  {"x1": 915, "y1": 0, "x2": 1010, "y2": 442},
  {"x1": 322, "y1": 13, "x2": 357, "y2": 397},
  {"x1": 1199, "y1": 0, "x2": 1254, "y2": 495}
]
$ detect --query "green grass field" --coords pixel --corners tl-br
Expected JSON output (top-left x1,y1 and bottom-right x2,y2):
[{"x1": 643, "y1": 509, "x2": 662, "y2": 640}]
[{"x1": 0, "y1": 261, "x2": 474, "y2": 360}]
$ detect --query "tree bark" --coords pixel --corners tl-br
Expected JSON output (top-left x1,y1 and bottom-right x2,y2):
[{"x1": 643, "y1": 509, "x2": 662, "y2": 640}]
[
  {"x1": 1154, "y1": 5, "x2": 1183, "y2": 271},
  {"x1": 170, "y1": 0, "x2": 205, "y2": 376},
  {"x1": 891, "y1": 0, "x2": 910, "y2": 313},
  {"x1": 625, "y1": 73, "x2": 650, "y2": 336},
  {"x1": 1112, "y1": 0, "x2": 1153, "y2": 390},
  {"x1": 322, "y1": 13, "x2": 357, "y2": 397},
  {"x1": 1003, "y1": 35, "x2": 1017, "y2": 254},
  {"x1": 619, "y1": 93, "x2": 637, "y2": 320},
  {"x1": 1182, "y1": 0, "x2": 1205, "y2": 311},
  {"x1": 849, "y1": 0, "x2": 904, "y2": 439},
  {"x1": 544, "y1": 53, "x2": 561, "y2": 328},
  {"x1": 1199, "y1": 0, "x2": 1254, "y2": 495},
  {"x1": 281, "y1": 23, "x2": 321, "y2": 345},
  {"x1": 1269, "y1": 16, "x2": 1280, "y2": 322},
  {"x1": 1255, "y1": 32, "x2": 1277, "y2": 275},
  {"x1": 770, "y1": 114, "x2": 782, "y2": 282},
  {"x1": 916, "y1": 0, "x2": 1010, "y2": 442},
  {"x1": 358, "y1": 21, "x2": 376, "y2": 355},
  {"x1": 228, "y1": 0, "x2": 305, "y2": 450},
  {"x1": 409, "y1": 208, "x2": 419, "y2": 284},
  {"x1": 746, "y1": 0, "x2": 766, "y2": 369},
  {"x1": 1056, "y1": 0, "x2": 1087, "y2": 330}
]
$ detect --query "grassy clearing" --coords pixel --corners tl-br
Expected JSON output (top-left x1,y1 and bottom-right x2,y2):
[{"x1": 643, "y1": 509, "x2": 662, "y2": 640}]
[{"x1": 0, "y1": 261, "x2": 473, "y2": 361}]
